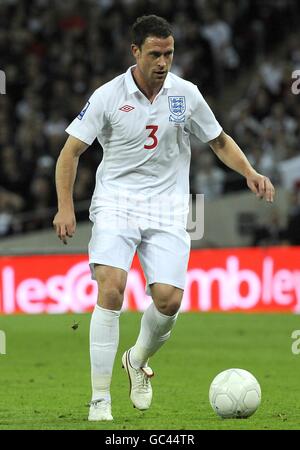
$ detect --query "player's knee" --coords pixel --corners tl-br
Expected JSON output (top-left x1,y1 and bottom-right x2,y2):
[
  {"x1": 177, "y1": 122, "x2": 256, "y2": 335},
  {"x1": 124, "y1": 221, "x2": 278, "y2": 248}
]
[
  {"x1": 155, "y1": 289, "x2": 183, "y2": 316},
  {"x1": 98, "y1": 286, "x2": 124, "y2": 310},
  {"x1": 159, "y1": 299, "x2": 181, "y2": 316}
]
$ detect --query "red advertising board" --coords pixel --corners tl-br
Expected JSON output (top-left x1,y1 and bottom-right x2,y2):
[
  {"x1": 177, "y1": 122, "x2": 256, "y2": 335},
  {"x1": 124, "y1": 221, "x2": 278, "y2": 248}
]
[{"x1": 0, "y1": 247, "x2": 300, "y2": 314}]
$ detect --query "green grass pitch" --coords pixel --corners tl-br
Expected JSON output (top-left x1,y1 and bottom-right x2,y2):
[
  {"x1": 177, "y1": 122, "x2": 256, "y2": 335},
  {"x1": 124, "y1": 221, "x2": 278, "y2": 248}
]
[{"x1": 0, "y1": 312, "x2": 300, "y2": 430}]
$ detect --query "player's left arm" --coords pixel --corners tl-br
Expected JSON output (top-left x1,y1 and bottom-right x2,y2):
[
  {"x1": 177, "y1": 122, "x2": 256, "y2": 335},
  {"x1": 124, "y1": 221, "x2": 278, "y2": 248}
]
[{"x1": 209, "y1": 131, "x2": 275, "y2": 203}]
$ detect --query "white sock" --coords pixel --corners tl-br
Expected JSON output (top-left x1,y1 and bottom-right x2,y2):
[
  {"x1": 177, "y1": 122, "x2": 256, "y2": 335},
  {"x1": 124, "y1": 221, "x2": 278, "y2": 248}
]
[
  {"x1": 89, "y1": 304, "x2": 121, "y2": 402},
  {"x1": 130, "y1": 302, "x2": 178, "y2": 369}
]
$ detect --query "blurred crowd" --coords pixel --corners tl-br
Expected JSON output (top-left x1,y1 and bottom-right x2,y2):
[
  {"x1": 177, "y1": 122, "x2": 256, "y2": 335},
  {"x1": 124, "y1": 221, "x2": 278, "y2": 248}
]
[
  {"x1": 0, "y1": 0, "x2": 300, "y2": 237},
  {"x1": 190, "y1": 34, "x2": 300, "y2": 197}
]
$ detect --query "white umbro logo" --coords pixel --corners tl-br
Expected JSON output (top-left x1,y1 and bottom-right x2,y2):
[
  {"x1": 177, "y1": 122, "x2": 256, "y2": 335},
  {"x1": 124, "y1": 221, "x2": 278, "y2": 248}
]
[{"x1": 119, "y1": 105, "x2": 135, "y2": 112}]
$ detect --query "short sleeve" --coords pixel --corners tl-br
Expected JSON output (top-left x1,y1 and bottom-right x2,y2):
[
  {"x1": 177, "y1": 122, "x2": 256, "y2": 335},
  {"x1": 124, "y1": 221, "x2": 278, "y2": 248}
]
[
  {"x1": 65, "y1": 89, "x2": 106, "y2": 145},
  {"x1": 188, "y1": 86, "x2": 222, "y2": 143}
]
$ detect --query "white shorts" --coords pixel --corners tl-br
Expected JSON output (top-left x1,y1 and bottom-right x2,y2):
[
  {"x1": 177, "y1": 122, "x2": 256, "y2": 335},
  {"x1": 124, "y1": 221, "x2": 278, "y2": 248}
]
[{"x1": 88, "y1": 212, "x2": 191, "y2": 295}]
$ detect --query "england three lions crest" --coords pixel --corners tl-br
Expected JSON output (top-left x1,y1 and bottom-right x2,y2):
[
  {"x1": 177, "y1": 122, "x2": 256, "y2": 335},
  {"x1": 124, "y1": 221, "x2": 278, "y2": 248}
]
[{"x1": 168, "y1": 96, "x2": 186, "y2": 123}]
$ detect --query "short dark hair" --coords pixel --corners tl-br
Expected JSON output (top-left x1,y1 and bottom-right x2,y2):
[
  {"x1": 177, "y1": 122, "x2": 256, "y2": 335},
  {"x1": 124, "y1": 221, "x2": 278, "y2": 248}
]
[{"x1": 131, "y1": 15, "x2": 173, "y2": 48}]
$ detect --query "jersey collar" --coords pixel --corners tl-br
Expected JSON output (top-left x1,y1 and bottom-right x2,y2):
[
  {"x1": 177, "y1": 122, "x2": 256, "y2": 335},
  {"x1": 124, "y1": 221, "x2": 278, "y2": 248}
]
[{"x1": 125, "y1": 65, "x2": 172, "y2": 95}]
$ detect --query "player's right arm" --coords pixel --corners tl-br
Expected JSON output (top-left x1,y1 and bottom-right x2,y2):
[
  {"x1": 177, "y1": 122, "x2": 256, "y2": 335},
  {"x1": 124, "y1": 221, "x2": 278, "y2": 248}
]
[{"x1": 53, "y1": 135, "x2": 89, "y2": 245}]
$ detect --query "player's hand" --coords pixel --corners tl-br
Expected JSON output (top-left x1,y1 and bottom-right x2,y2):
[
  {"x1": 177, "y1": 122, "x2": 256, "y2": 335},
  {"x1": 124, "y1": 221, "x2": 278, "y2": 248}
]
[
  {"x1": 53, "y1": 210, "x2": 76, "y2": 245},
  {"x1": 246, "y1": 172, "x2": 275, "y2": 203}
]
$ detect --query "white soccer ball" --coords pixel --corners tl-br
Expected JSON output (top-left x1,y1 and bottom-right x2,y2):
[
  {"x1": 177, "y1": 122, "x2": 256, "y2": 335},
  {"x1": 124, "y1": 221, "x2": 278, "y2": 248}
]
[{"x1": 209, "y1": 368, "x2": 261, "y2": 419}]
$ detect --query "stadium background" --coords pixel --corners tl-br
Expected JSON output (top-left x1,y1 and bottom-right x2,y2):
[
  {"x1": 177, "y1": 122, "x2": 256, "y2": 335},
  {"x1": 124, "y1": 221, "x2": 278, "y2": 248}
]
[
  {"x1": 1, "y1": 0, "x2": 299, "y2": 313},
  {"x1": 0, "y1": 0, "x2": 300, "y2": 431}
]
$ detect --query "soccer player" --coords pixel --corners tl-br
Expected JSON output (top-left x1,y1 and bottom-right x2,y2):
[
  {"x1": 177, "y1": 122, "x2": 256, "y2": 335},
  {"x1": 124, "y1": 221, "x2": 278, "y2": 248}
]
[{"x1": 53, "y1": 15, "x2": 275, "y2": 421}]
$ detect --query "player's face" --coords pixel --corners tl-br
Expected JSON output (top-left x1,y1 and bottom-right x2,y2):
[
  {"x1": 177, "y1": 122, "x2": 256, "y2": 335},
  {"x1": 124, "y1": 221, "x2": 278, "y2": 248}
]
[{"x1": 132, "y1": 35, "x2": 174, "y2": 87}]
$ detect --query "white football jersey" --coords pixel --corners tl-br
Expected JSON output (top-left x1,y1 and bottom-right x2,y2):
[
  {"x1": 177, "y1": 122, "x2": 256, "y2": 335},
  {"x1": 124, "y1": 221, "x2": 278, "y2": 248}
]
[{"x1": 66, "y1": 66, "x2": 222, "y2": 225}]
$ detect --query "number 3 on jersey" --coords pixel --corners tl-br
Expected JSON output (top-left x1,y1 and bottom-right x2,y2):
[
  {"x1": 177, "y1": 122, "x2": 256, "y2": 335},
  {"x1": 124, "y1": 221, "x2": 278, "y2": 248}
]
[{"x1": 144, "y1": 125, "x2": 158, "y2": 150}]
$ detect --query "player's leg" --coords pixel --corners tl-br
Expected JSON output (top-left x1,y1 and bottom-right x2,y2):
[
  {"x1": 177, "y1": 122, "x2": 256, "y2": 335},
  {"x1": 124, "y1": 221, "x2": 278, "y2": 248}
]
[
  {"x1": 89, "y1": 264, "x2": 127, "y2": 421},
  {"x1": 129, "y1": 283, "x2": 182, "y2": 368},
  {"x1": 122, "y1": 283, "x2": 183, "y2": 411},
  {"x1": 122, "y1": 227, "x2": 189, "y2": 410},
  {"x1": 132, "y1": 227, "x2": 189, "y2": 367},
  {"x1": 88, "y1": 216, "x2": 141, "y2": 420}
]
